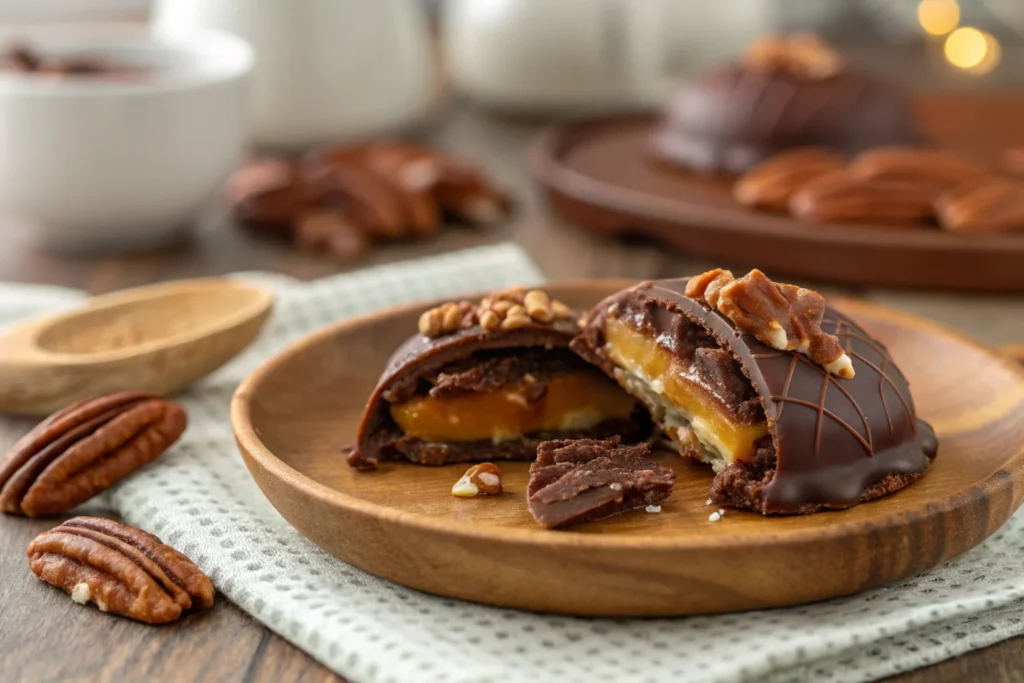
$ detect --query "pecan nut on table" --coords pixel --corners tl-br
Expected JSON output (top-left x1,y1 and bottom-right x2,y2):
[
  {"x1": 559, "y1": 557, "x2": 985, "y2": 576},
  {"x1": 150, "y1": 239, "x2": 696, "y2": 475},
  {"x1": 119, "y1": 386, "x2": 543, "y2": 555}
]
[
  {"x1": 228, "y1": 141, "x2": 512, "y2": 261},
  {"x1": 0, "y1": 392, "x2": 187, "y2": 517},
  {"x1": 27, "y1": 516, "x2": 215, "y2": 624}
]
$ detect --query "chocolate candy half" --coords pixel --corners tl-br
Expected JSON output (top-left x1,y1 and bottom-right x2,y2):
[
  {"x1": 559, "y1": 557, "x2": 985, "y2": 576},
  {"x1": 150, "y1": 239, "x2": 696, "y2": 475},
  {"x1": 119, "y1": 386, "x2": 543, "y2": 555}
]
[
  {"x1": 350, "y1": 294, "x2": 647, "y2": 470},
  {"x1": 571, "y1": 279, "x2": 937, "y2": 514}
]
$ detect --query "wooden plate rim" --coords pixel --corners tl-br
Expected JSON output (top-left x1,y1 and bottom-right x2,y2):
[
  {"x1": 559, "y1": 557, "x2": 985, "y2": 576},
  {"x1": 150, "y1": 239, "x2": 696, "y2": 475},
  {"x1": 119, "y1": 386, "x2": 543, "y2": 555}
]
[
  {"x1": 528, "y1": 112, "x2": 1024, "y2": 254},
  {"x1": 231, "y1": 279, "x2": 1024, "y2": 552}
]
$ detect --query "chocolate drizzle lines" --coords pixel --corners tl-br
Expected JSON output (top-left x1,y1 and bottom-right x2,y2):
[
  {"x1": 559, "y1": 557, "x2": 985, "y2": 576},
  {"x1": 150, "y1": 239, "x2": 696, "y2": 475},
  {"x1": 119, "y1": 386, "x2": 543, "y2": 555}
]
[
  {"x1": 756, "y1": 320, "x2": 878, "y2": 458},
  {"x1": 774, "y1": 354, "x2": 800, "y2": 421},
  {"x1": 815, "y1": 367, "x2": 828, "y2": 458},
  {"x1": 769, "y1": 396, "x2": 873, "y2": 454},
  {"x1": 849, "y1": 350, "x2": 915, "y2": 435}
]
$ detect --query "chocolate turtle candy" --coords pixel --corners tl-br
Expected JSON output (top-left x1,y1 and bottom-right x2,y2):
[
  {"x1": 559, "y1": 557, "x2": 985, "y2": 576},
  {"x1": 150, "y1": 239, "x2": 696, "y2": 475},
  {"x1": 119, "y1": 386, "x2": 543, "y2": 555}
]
[
  {"x1": 571, "y1": 275, "x2": 937, "y2": 514},
  {"x1": 655, "y1": 35, "x2": 919, "y2": 173},
  {"x1": 349, "y1": 288, "x2": 648, "y2": 470}
]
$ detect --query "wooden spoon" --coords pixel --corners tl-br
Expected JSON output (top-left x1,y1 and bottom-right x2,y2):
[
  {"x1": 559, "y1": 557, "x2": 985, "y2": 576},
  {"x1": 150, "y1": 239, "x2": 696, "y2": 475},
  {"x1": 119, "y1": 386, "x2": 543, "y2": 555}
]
[
  {"x1": 1002, "y1": 343, "x2": 1024, "y2": 365},
  {"x1": 0, "y1": 278, "x2": 274, "y2": 416}
]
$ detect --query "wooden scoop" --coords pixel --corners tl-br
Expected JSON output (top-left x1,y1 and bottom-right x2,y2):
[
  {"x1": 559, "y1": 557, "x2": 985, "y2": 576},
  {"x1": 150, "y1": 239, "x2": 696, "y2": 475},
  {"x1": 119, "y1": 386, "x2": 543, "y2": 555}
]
[{"x1": 0, "y1": 278, "x2": 274, "y2": 416}]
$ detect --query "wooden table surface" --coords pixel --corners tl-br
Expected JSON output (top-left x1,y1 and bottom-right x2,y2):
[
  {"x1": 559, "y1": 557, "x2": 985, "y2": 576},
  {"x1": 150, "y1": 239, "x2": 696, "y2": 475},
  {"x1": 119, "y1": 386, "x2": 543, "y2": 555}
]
[{"x1": 1, "y1": 106, "x2": 1022, "y2": 683}]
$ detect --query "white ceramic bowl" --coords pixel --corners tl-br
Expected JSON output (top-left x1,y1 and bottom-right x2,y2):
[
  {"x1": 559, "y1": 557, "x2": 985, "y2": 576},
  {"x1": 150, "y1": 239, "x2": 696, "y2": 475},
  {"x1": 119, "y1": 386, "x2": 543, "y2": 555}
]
[{"x1": 0, "y1": 25, "x2": 252, "y2": 252}]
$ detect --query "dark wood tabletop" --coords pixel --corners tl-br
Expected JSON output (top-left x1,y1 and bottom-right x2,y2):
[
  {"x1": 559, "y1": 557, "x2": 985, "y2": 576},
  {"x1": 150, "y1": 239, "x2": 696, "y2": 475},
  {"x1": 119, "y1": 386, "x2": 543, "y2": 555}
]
[{"x1": 0, "y1": 105, "x2": 1022, "y2": 683}]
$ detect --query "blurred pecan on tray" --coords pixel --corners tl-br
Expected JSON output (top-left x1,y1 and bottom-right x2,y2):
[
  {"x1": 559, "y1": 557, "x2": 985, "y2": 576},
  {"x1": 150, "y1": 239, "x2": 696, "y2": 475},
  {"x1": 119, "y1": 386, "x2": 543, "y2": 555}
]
[
  {"x1": 847, "y1": 147, "x2": 989, "y2": 197},
  {"x1": 27, "y1": 516, "x2": 214, "y2": 624},
  {"x1": 936, "y1": 176, "x2": 1024, "y2": 233},
  {"x1": 733, "y1": 147, "x2": 846, "y2": 211},
  {"x1": 0, "y1": 392, "x2": 186, "y2": 517},
  {"x1": 229, "y1": 141, "x2": 511, "y2": 260},
  {"x1": 788, "y1": 169, "x2": 936, "y2": 225}
]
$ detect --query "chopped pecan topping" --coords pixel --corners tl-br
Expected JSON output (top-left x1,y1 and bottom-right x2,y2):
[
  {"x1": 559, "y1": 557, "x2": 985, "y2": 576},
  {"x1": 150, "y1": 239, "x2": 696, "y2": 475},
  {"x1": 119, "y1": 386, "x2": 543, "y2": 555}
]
[
  {"x1": 27, "y1": 517, "x2": 214, "y2": 624},
  {"x1": 687, "y1": 269, "x2": 854, "y2": 378},
  {"x1": 451, "y1": 462, "x2": 503, "y2": 497},
  {"x1": 744, "y1": 33, "x2": 844, "y2": 80},
  {"x1": 935, "y1": 176, "x2": 1024, "y2": 233},
  {"x1": 0, "y1": 393, "x2": 187, "y2": 517},
  {"x1": 418, "y1": 287, "x2": 576, "y2": 339}
]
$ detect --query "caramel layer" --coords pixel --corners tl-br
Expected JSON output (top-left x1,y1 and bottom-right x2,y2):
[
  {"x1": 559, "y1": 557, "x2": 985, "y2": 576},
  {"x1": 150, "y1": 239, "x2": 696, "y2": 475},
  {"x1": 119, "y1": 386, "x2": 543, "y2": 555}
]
[
  {"x1": 603, "y1": 318, "x2": 768, "y2": 462},
  {"x1": 390, "y1": 372, "x2": 636, "y2": 443}
]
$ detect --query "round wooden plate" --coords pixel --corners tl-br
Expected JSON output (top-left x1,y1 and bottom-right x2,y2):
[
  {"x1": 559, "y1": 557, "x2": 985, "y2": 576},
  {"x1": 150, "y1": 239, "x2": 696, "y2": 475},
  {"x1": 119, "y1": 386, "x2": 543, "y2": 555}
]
[
  {"x1": 231, "y1": 281, "x2": 1024, "y2": 617},
  {"x1": 531, "y1": 94, "x2": 1024, "y2": 292}
]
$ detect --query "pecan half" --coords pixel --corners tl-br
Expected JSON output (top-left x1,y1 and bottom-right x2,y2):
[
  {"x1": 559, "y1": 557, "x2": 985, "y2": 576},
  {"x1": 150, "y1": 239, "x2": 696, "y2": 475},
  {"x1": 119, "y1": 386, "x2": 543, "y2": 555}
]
[
  {"x1": 789, "y1": 169, "x2": 935, "y2": 225},
  {"x1": 0, "y1": 392, "x2": 187, "y2": 517},
  {"x1": 734, "y1": 148, "x2": 846, "y2": 211},
  {"x1": 27, "y1": 516, "x2": 214, "y2": 624},
  {"x1": 935, "y1": 176, "x2": 1024, "y2": 233},
  {"x1": 294, "y1": 209, "x2": 371, "y2": 260},
  {"x1": 848, "y1": 148, "x2": 988, "y2": 195},
  {"x1": 688, "y1": 269, "x2": 854, "y2": 378}
]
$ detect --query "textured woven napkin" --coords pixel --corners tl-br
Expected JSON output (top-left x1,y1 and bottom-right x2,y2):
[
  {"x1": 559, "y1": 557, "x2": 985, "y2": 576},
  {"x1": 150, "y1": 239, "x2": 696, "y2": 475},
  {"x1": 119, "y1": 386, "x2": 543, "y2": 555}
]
[{"x1": 3, "y1": 243, "x2": 1022, "y2": 683}]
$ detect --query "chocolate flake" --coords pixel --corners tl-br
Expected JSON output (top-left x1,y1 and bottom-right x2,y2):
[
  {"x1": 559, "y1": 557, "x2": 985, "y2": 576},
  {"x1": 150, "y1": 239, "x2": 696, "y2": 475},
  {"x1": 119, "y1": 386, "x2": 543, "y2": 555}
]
[{"x1": 527, "y1": 437, "x2": 675, "y2": 529}]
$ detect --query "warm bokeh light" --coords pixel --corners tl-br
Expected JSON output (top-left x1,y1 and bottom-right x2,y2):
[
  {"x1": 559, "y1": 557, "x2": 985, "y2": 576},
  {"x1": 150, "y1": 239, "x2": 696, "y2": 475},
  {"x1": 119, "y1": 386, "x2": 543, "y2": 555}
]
[
  {"x1": 970, "y1": 32, "x2": 1001, "y2": 75},
  {"x1": 944, "y1": 27, "x2": 989, "y2": 68},
  {"x1": 943, "y1": 27, "x2": 1001, "y2": 75},
  {"x1": 918, "y1": 0, "x2": 960, "y2": 36}
]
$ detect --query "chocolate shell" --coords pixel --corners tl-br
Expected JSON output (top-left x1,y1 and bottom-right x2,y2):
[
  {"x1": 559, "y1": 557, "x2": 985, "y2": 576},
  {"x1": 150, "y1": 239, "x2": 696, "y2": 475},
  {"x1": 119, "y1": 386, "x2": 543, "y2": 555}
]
[
  {"x1": 656, "y1": 62, "x2": 920, "y2": 173},
  {"x1": 571, "y1": 279, "x2": 938, "y2": 514},
  {"x1": 350, "y1": 320, "x2": 647, "y2": 470}
]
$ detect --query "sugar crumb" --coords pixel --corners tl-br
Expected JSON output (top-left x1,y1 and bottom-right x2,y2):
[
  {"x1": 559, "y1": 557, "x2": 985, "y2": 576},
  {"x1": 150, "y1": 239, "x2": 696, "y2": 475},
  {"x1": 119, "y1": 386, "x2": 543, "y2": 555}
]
[
  {"x1": 645, "y1": 505, "x2": 662, "y2": 513},
  {"x1": 709, "y1": 511, "x2": 722, "y2": 523}
]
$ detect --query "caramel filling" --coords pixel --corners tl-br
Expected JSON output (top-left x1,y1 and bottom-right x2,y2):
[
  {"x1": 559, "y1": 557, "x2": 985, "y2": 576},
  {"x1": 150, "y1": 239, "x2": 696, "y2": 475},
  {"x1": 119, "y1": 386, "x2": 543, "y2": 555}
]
[
  {"x1": 603, "y1": 318, "x2": 768, "y2": 463},
  {"x1": 390, "y1": 372, "x2": 637, "y2": 443}
]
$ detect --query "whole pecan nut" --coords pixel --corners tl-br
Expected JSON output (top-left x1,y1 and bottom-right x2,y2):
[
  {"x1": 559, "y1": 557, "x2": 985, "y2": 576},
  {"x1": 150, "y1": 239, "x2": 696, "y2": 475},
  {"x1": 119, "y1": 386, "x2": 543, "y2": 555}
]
[
  {"x1": 788, "y1": 170, "x2": 936, "y2": 225},
  {"x1": 848, "y1": 147, "x2": 988, "y2": 195},
  {"x1": 27, "y1": 516, "x2": 214, "y2": 624},
  {"x1": 0, "y1": 392, "x2": 187, "y2": 517},
  {"x1": 733, "y1": 147, "x2": 846, "y2": 211},
  {"x1": 935, "y1": 176, "x2": 1024, "y2": 233}
]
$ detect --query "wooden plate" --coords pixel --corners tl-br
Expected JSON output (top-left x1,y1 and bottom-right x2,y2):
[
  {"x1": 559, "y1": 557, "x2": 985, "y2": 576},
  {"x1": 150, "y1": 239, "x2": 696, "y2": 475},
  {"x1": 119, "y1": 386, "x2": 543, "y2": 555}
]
[
  {"x1": 531, "y1": 94, "x2": 1024, "y2": 292},
  {"x1": 231, "y1": 281, "x2": 1024, "y2": 616}
]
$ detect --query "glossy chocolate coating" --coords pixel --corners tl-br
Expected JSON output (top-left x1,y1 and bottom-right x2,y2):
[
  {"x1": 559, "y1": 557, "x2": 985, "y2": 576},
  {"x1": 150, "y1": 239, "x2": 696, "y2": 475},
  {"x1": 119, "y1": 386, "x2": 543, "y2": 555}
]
[
  {"x1": 573, "y1": 279, "x2": 938, "y2": 513},
  {"x1": 656, "y1": 62, "x2": 920, "y2": 173},
  {"x1": 350, "y1": 320, "x2": 581, "y2": 469}
]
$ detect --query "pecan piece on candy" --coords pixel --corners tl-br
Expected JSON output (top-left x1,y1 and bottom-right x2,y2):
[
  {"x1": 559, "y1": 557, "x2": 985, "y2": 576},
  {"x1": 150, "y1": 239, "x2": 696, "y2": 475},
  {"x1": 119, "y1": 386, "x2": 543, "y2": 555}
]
[
  {"x1": 27, "y1": 516, "x2": 214, "y2": 624},
  {"x1": 744, "y1": 33, "x2": 845, "y2": 79},
  {"x1": 687, "y1": 269, "x2": 854, "y2": 378},
  {"x1": 0, "y1": 392, "x2": 186, "y2": 517}
]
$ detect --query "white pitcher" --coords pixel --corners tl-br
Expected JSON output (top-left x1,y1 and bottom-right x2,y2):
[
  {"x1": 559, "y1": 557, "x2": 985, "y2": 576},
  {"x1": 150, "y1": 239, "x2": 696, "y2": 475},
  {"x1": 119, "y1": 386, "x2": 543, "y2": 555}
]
[
  {"x1": 153, "y1": 0, "x2": 439, "y2": 151},
  {"x1": 442, "y1": 0, "x2": 776, "y2": 113}
]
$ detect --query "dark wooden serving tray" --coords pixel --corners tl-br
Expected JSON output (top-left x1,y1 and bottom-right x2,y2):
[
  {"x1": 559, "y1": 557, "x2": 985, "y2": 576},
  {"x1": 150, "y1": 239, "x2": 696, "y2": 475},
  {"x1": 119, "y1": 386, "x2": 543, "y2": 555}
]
[{"x1": 531, "y1": 94, "x2": 1024, "y2": 292}]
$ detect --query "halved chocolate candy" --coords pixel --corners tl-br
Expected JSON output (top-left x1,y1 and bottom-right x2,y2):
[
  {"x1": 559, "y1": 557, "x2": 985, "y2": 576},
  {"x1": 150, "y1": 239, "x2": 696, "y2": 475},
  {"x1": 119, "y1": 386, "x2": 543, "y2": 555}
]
[
  {"x1": 350, "y1": 291, "x2": 648, "y2": 470},
  {"x1": 571, "y1": 276, "x2": 938, "y2": 514}
]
